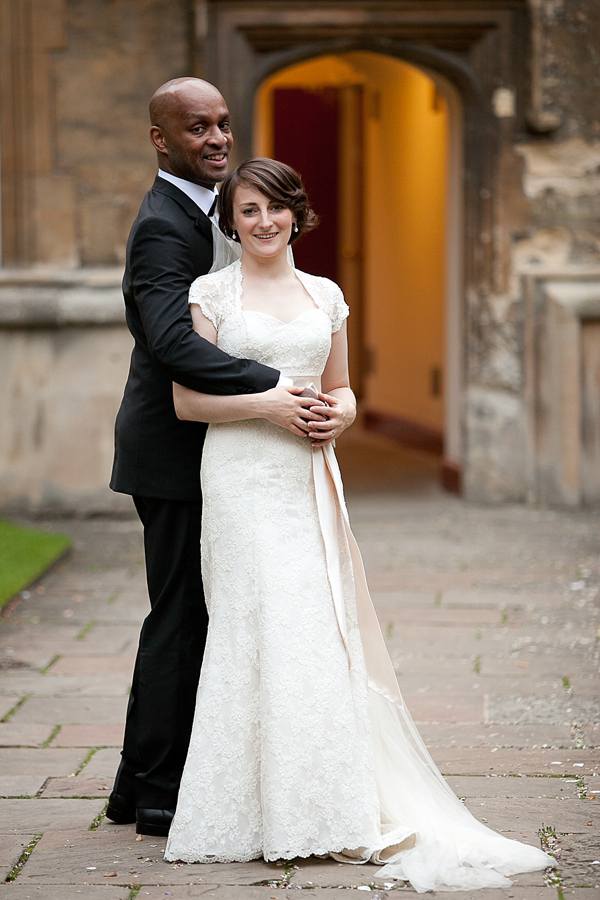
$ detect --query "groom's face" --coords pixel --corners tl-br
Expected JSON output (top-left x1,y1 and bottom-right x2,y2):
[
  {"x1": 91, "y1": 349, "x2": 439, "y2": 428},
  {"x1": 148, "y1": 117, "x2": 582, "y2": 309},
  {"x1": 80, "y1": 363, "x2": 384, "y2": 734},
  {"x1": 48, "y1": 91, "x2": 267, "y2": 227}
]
[{"x1": 151, "y1": 84, "x2": 233, "y2": 188}]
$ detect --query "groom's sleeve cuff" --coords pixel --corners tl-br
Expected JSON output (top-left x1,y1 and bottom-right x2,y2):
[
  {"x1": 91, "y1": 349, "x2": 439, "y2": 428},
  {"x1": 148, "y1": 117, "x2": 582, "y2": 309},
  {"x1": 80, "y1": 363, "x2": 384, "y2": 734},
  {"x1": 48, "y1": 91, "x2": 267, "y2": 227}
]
[{"x1": 277, "y1": 375, "x2": 294, "y2": 387}]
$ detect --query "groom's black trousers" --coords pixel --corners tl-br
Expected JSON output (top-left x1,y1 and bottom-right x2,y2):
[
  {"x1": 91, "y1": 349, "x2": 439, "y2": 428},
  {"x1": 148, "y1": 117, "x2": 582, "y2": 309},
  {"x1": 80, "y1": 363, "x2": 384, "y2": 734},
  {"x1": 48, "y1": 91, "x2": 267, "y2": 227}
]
[{"x1": 113, "y1": 496, "x2": 208, "y2": 810}]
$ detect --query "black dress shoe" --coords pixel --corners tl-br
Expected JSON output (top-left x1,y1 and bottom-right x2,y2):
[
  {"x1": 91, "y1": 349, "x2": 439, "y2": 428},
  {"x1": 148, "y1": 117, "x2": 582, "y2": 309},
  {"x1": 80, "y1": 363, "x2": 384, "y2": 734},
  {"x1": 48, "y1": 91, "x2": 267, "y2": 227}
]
[
  {"x1": 136, "y1": 807, "x2": 175, "y2": 836},
  {"x1": 106, "y1": 791, "x2": 136, "y2": 824}
]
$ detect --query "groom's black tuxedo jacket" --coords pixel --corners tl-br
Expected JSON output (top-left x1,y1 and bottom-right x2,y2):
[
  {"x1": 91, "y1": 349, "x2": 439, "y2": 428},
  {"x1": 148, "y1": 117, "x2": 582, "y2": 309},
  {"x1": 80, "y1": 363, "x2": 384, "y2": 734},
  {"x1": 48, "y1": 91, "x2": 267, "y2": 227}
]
[{"x1": 110, "y1": 176, "x2": 279, "y2": 501}]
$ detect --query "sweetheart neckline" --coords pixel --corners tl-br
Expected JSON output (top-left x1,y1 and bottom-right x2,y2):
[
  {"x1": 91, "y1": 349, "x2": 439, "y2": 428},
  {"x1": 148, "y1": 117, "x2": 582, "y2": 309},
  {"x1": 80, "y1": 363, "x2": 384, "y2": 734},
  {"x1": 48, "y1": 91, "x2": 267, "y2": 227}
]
[{"x1": 241, "y1": 307, "x2": 324, "y2": 326}]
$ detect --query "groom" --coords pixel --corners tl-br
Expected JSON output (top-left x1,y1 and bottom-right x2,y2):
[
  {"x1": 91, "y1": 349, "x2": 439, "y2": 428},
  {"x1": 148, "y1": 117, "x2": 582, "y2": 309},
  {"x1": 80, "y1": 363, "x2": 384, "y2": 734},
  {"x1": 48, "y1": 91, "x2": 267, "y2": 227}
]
[{"x1": 108, "y1": 77, "x2": 315, "y2": 836}]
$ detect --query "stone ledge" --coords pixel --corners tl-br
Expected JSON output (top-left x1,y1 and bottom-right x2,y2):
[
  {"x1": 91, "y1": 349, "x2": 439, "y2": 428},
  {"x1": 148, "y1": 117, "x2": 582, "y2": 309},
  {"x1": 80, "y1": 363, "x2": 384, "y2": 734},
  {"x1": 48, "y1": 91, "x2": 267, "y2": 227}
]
[{"x1": 0, "y1": 268, "x2": 125, "y2": 327}]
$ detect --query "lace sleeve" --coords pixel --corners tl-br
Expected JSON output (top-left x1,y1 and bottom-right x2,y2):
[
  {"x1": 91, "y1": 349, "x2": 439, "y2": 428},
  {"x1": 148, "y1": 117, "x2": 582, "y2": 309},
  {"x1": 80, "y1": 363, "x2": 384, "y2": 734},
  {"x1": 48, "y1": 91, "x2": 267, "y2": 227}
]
[
  {"x1": 328, "y1": 281, "x2": 350, "y2": 333},
  {"x1": 188, "y1": 273, "x2": 222, "y2": 330}
]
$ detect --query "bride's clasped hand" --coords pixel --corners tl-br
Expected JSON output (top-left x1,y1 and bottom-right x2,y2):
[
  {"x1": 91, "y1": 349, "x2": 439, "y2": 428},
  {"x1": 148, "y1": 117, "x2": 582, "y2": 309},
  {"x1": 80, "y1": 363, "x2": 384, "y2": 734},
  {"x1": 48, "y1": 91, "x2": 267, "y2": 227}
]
[{"x1": 165, "y1": 157, "x2": 553, "y2": 892}]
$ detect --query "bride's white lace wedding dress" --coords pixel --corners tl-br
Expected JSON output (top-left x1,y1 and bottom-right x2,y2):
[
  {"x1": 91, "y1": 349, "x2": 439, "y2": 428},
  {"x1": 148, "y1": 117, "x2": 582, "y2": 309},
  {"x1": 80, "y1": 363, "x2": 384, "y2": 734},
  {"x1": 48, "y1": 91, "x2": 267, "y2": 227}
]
[{"x1": 165, "y1": 259, "x2": 553, "y2": 891}]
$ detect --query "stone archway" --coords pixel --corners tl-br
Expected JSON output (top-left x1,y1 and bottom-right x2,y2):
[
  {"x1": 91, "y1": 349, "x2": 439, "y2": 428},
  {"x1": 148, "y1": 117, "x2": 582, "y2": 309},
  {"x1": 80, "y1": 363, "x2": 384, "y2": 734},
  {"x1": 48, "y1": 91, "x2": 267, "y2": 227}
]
[
  {"x1": 202, "y1": 3, "x2": 532, "y2": 501},
  {"x1": 252, "y1": 51, "x2": 464, "y2": 489}
]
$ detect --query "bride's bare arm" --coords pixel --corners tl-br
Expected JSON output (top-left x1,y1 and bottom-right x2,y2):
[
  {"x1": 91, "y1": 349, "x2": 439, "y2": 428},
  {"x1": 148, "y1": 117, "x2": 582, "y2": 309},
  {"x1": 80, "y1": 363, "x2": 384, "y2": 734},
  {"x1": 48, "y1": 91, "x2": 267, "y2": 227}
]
[
  {"x1": 173, "y1": 303, "x2": 324, "y2": 437},
  {"x1": 308, "y1": 322, "x2": 356, "y2": 444}
]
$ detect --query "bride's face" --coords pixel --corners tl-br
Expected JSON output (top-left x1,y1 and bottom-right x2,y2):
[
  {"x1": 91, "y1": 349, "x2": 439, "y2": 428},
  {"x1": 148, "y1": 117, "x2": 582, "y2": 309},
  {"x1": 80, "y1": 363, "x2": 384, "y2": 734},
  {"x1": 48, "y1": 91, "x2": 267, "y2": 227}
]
[{"x1": 232, "y1": 186, "x2": 295, "y2": 259}]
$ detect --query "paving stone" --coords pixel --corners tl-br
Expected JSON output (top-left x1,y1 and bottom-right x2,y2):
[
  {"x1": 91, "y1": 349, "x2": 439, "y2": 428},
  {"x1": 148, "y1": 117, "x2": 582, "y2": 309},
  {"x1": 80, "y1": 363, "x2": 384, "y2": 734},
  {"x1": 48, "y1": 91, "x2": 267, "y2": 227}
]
[
  {"x1": 431, "y1": 890, "x2": 555, "y2": 900},
  {"x1": 488, "y1": 695, "x2": 600, "y2": 726},
  {"x1": 18, "y1": 829, "x2": 280, "y2": 885},
  {"x1": 464, "y1": 797, "x2": 593, "y2": 835},
  {"x1": 419, "y1": 724, "x2": 574, "y2": 749},
  {"x1": 445, "y1": 775, "x2": 584, "y2": 800},
  {"x1": 51, "y1": 656, "x2": 136, "y2": 676},
  {"x1": 89, "y1": 602, "x2": 147, "y2": 624},
  {"x1": 378, "y1": 607, "x2": 502, "y2": 625},
  {"x1": 83, "y1": 747, "x2": 122, "y2": 778},
  {"x1": 0, "y1": 674, "x2": 131, "y2": 698},
  {"x1": 430, "y1": 747, "x2": 600, "y2": 777},
  {"x1": 56, "y1": 568, "x2": 142, "y2": 594},
  {"x1": 0, "y1": 646, "x2": 58, "y2": 669},
  {"x1": 0, "y1": 798, "x2": 105, "y2": 833},
  {"x1": 0, "y1": 887, "x2": 130, "y2": 899},
  {"x1": 285, "y1": 856, "x2": 389, "y2": 888},
  {"x1": 1, "y1": 626, "x2": 81, "y2": 644},
  {"x1": 401, "y1": 693, "x2": 484, "y2": 724},
  {"x1": 42, "y1": 776, "x2": 112, "y2": 797},
  {"x1": 2, "y1": 468, "x2": 597, "y2": 895},
  {"x1": 369, "y1": 570, "x2": 502, "y2": 591},
  {"x1": 440, "y1": 590, "x2": 554, "y2": 610},
  {"x1": 53, "y1": 724, "x2": 125, "y2": 746},
  {"x1": 0, "y1": 833, "x2": 35, "y2": 880},
  {"x1": 0, "y1": 775, "x2": 46, "y2": 797},
  {"x1": 1, "y1": 640, "x2": 115, "y2": 668},
  {"x1": 130, "y1": 882, "x2": 564, "y2": 900},
  {"x1": 401, "y1": 675, "x2": 559, "y2": 698},
  {"x1": 130, "y1": 889, "x2": 394, "y2": 899},
  {"x1": 0, "y1": 723, "x2": 54, "y2": 747},
  {"x1": 10, "y1": 696, "x2": 129, "y2": 725},
  {"x1": 75, "y1": 625, "x2": 141, "y2": 654},
  {"x1": 558, "y1": 832, "x2": 600, "y2": 887},
  {"x1": 0, "y1": 696, "x2": 20, "y2": 719},
  {"x1": 0, "y1": 748, "x2": 88, "y2": 776}
]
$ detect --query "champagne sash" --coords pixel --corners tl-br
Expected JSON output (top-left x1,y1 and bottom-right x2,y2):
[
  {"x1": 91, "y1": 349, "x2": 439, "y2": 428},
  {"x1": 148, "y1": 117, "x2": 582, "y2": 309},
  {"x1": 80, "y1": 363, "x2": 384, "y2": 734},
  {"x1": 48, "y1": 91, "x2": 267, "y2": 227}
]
[
  {"x1": 313, "y1": 443, "x2": 405, "y2": 710},
  {"x1": 293, "y1": 374, "x2": 403, "y2": 710}
]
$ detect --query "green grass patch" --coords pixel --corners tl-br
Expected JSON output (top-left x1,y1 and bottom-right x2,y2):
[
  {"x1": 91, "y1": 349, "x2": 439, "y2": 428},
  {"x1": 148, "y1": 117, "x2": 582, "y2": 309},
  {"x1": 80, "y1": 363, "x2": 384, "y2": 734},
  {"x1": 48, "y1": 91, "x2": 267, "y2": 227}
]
[{"x1": 0, "y1": 519, "x2": 71, "y2": 610}]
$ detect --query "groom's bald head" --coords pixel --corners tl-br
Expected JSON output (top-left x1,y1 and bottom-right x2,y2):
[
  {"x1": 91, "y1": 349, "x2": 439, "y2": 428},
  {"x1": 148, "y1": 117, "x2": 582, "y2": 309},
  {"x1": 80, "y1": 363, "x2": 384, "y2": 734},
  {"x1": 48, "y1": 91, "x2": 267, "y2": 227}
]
[{"x1": 149, "y1": 77, "x2": 233, "y2": 187}]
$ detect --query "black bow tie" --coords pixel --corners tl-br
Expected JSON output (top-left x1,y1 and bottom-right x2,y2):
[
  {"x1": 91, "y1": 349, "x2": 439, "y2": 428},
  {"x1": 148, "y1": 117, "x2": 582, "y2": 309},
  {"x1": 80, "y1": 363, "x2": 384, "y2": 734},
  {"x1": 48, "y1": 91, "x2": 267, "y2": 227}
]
[{"x1": 208, "y1": 194, "x2": 218, "y2": 218}]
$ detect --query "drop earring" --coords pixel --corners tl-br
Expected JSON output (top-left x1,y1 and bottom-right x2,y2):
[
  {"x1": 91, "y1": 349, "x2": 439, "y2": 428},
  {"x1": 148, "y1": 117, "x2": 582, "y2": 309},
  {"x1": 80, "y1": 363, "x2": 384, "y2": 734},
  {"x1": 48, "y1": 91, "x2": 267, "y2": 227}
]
[
  {"x1": 231, "y1": 230, "x2": 238, "y2": 241},
  {"x1": 292, "y1": 223, "x2": 299, "y2": 233}
]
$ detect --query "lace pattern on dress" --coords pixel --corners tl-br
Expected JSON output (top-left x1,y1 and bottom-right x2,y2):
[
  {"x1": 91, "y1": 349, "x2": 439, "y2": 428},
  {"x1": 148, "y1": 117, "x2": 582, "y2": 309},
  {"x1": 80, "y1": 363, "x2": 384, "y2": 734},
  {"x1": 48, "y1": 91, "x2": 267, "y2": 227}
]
[{"x1": 188, "y1": 260, "x2": 349, "y2": 334}]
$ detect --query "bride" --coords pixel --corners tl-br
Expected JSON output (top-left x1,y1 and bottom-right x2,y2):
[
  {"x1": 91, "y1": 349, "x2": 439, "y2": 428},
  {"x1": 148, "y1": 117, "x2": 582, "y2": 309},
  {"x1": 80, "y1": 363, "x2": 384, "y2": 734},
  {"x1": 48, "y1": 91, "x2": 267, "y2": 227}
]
[{"x1": 164, "y1": 158, "x2": 553, "y2": 891}]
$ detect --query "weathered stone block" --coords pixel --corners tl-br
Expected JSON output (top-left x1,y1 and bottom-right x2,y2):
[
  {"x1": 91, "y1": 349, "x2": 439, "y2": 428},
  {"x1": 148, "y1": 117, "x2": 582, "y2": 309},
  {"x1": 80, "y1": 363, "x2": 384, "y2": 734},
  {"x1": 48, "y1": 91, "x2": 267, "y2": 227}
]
[
  {"x1": 0, "y1": 748, "x2": 88, "y2": 776},
  {"x1": 464, "y1": 387, "x2": 527, "y2": 503},
  {"x1": 53, "y1": 724, "x2": 125, "y2": 747},
  {"x1": 51, "y1": 657, "x2": 136, "y2": 677},
  {"x1": 430, "y1": 747, "x2": 600, "y2": 777},
  {"x1": 11, "y1": 696, "x2": 129, "y2": 725},
  {"x1": 0, "y1": 776, "x2": 46, "y2": 798},
  {"x1": 0, "y1": 674, "x2": 131, "y2": 698},
  {"x1": 0, "y1": 724, "x2": 53, "y2": 747},
  {"x1": 463, "y1": 797, "x2": 592, "y2": 836},
  {"x1": 0, "y1": 834, "x2": 35, "y2": 880},
  {"x1": 0, "y1": 798, "x2": 105, "y2": 834},
  {"x1": 445, "y1": 775, "x2": 583, "y2": 800},
  {"x1": 81, "y1": 748, "x2": 123, "y2": 778},
  {"x1": 0, "y1": 887, "x2": 129, "y2": 899},
  {"x1": 41, "y1": 776, "x2": 112, "y2": 798},
  {"x1": 17, "y1": 829, "x2": 279, "y2": 885}
]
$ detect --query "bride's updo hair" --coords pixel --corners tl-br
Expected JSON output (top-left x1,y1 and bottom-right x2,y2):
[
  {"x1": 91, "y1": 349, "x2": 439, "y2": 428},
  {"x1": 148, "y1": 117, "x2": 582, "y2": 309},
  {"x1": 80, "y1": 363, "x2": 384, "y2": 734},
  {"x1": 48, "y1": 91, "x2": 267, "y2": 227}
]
[{"x1": 218, "y1": 157, "x2": 319, "y2": 244}]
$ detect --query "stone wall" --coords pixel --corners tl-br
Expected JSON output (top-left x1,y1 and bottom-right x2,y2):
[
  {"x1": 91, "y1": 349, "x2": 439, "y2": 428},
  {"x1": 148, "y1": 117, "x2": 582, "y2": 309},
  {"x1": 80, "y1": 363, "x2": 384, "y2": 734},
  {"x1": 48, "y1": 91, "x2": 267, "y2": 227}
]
[
  {"x1": 461, "y1": 0, "x2": 600, "y2": 504},
  {"x1": 0, "y1": 0, "x2": 190, "y2": 269},
  {"x1": 0, "y1": 0, "x2": 190, "y2": 514},
  {"x1": 0, "y1": 0, "x2": 599, "y2": 511},
  {"x1": 0, "y1": 270, "x2": 133, "y2": 515}
]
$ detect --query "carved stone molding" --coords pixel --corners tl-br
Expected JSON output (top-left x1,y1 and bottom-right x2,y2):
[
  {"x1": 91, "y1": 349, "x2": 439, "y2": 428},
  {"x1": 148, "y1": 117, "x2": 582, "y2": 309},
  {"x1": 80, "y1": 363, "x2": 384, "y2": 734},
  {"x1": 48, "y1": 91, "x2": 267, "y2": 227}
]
[
  {"x1": 239, "y1": 22, "x2": 497, "y2": 55},
  {"x1": 526, "y1": 0, "x2": 562, "y2": 133},
  {"x1": 0, "y1": 269, "x2": 124, "y2": 328}
]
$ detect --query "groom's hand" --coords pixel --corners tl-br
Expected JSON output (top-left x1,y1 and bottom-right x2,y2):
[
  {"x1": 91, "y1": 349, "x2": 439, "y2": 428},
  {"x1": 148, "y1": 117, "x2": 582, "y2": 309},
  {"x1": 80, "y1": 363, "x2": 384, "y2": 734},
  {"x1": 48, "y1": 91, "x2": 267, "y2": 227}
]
[{"x1": 254, "y1": 386, "x2": 327, "y2": 438}]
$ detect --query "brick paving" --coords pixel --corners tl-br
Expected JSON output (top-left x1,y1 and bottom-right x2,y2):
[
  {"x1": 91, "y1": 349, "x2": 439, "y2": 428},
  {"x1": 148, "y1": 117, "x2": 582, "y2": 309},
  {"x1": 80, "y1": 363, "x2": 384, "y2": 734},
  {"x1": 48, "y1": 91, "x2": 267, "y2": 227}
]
[{"x1": 0, "y1": 430, "x2": 598, "y2": 899}]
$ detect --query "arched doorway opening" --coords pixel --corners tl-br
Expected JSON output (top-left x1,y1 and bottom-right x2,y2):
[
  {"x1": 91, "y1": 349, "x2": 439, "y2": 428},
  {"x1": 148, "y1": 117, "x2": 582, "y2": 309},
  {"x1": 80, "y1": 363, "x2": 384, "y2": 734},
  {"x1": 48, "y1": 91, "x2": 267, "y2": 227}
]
[{"x1": 254, "y1": 52, "x2": 463, "y2": 490}]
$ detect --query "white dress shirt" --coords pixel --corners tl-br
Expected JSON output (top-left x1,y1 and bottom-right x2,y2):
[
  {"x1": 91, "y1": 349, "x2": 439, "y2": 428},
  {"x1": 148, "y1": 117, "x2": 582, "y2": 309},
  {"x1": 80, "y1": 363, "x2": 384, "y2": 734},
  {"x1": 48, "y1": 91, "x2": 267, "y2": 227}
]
[
  {"x1": 157, "y1": 170, "x2": 218, "y2": 218},
  {"x1": 156, "y1": 170, "x2": 292, "y2": 388}
]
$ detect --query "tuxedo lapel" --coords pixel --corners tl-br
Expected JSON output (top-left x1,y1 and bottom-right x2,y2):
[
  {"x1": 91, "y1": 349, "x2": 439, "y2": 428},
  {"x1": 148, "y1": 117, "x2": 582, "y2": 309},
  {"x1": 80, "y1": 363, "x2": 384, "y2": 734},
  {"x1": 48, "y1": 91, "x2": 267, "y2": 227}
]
[{"x1": 152, "y1": 176, "x2": 213, "y2": 241}]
